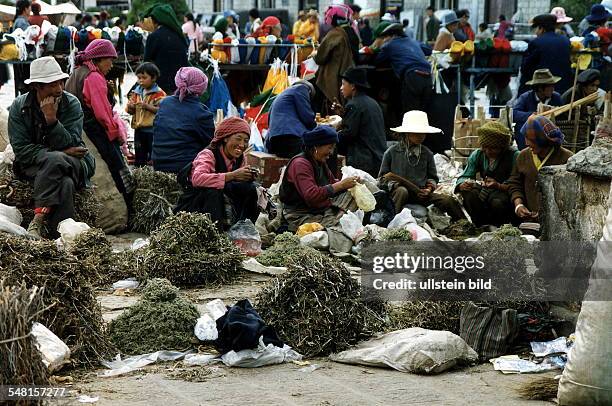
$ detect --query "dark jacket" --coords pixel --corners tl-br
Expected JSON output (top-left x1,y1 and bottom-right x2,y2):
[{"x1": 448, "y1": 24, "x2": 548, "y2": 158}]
[
  {"x1": 507, "y1": 146, "x2": 573, "y2": 214},
  {"x1": 144, "y1": 25, "x2": 189, "y2": 94},
  {"x1": 152, "y1": 95, "x2": 214, "y2": 173},
  {"x1": 267, "y1": 85, "x2": 316, "y2": 144},
  {"x1": 8, "y1": 90, "x2": 95, "y2": 182},
  {"x1": 512, "y1": 90, "x2": 563, "y2": 150},
  {"x1": 374, "y1": 36, "x2": 431, "y2": 79},
  {"x1": 337, "y1": 93, "x2": 387, "y2": 178},
  {"x1": 314, "y1": 27, "x2": 355, "y2": 102},
  {"x1": 378, "y1": 142, "x2": 438, "y2": 188},
  {"x1": 426, "y1": 17, "x2": 441, "y2": 42},
  {"x1": 519, "y1": 32, "x2": 572, "y2": 95}
]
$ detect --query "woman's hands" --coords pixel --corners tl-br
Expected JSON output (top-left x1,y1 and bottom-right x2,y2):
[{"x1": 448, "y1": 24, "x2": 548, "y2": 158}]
[{"x1": 226, "y1": 166, "x2": 256, "y2": 182}]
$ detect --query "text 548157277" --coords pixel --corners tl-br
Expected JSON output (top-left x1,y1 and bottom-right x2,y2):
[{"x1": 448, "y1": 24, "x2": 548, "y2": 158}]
[{"x1": 1, "y1": 385, "x2": 67, "y2": 400}]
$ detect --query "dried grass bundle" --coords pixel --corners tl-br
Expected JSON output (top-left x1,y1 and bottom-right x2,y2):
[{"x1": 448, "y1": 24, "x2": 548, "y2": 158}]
[
  {"x1": 144, "y1": 212, "x2": 244, "y2": 286},
  {"x1": 257, "y1": 232, "x2": 318, "y2": 267},
  {"x1": 130, "y1": 167, "x2": 182, "y2": 234},
  {"x1": 108, "y1": 278, "x2": 199, "y2": 355},
  {"x1": 518, "y1": 376, "x2": 558, "y2": 400},
  {"x1": 0, "y1": 281, "x2": 48, "y2": 388},
  {"x1": 256, "y1": 250, "x2": 386, "y2": 357},
  {"x1": 0, "y1": 235, "x2": 114, "y2": 367},
  {"x1": 387, "y1": 301, "x2": 468, "y2": 334}
]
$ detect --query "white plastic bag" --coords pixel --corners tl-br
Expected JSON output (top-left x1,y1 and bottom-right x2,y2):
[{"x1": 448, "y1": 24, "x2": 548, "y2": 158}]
[
  {"x1": 300, "y1": 230, "x2": 329, "y2": 250},
  {"x1": 112, "y1": 278, "x2": 140, "y2": 290},
  {"x1": 206, "y1": 299, "x2": 227, "y2": 321},
  {"x1": 183, "y1": 353, "x2": 220, "y2": 366},
  {"x1": 248, "y1": 121, "x2": 264, "y2": 151},
  {"x1": 58, "y1": 218, "x2": 90, "y2": 249},
  {"x1": 0, "y1": 203, "x2": 22, "y2": 226},
  {"x1": 406, "y1": 223, "x2": 433, "y2": 241},
  {"x1": 339, "y1": 209, "x2": 366, "y2": 242},
  {"x1": 1, "y1": 144, "x2": 15, "y2": 165},
  {"x1": 31, "y1": 322, "x2": 71, "y2": 372},
  {"x1": 387, "y1": 208, "x2": 417, "y2": 229},
  {"x1": 330, "y1": 327, "x2": 478, "y2": 375},
  {"x1": 221, "y1": 337, "x2": 302, "y2": 368},
  {"x1": 0, "y1": 216, "x2": 28, "y2": 236},
  {"x1": 341, "y1": 166, "x2": 376, "y2": 185},
  {"x1": 194, "y1": 314, "x2": 218, "y2": 341},
  {"x1": 100, "y1": 350, "x2": 192, "y2": 377}
]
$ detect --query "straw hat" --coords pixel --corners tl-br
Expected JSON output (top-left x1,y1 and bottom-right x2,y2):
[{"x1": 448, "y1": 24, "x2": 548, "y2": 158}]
[
  {"x1": 525, "y1": 69, "x2": 561, "y2": 86},
  {"x1": 24, "y1": 56, "x2": 69, "y2": 84},
  {"x1": 391, "y1": 111, "x2": 441, "y2": 134}
]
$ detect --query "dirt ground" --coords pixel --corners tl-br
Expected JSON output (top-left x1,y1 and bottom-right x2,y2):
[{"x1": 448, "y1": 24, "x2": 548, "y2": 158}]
[{"x1": 49, "y1": 272, "x2": 558, "y2": 406}]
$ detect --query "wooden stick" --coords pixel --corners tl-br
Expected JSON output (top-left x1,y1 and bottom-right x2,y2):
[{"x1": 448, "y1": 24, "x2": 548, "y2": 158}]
[
  {"x1": 537, "y1": 92, "x2": 600, "y2": 118},
  {"x1": 571, "y1": 106, "x2": 581, "y2": 153},
  {"x1": 569, "y1": 64, "x2": 580, "y2": 121}
]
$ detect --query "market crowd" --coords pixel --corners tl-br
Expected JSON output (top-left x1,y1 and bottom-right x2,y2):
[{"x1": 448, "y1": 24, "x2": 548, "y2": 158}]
[{"x1": 5, "y1": 1, "x2": 610, "y2": 239}]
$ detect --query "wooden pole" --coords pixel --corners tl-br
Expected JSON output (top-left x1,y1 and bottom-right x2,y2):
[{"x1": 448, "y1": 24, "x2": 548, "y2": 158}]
[{"x1": 568, "y1": 64, "x2": 580, "y2": 122}]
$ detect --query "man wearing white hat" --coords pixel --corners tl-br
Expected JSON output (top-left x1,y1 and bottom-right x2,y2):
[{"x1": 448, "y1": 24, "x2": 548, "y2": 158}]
[
  {"x1": 378, "y1": 110, "x2": 465, "y2": 220},
  {"x1": 8, "y1": 56, "x2": 94, "y2": 238}
]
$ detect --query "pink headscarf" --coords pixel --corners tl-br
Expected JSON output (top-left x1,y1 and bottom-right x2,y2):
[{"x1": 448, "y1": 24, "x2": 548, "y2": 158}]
[
  {"x1": 174, "y1": 67, "x2": 208, "y2": 102},
  {"x1": 324, "y1": 4, "x2": 353, "y2": 26},
  {"x1": 76, "y1": 39, "x2": 117, "y2": 65}
]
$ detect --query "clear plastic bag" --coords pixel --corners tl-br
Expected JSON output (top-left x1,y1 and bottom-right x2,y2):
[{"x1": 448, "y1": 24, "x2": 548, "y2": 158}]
[
  {"x1": 228, "y1": 219, "x2": 262, "y2": 256},
  {"x1": 339, "y1": 210, "x2": 366, "y2": 242},
  {"x1": 350, "y1": 183, "x2": 376, "y2": 212}
]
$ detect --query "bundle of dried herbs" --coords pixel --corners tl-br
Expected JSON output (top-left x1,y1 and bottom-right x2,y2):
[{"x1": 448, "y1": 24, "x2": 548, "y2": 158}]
[
  {"x1": 0, "y1": 281, "x2": 48, "y2": 389},
  {"x1": 386, "y1": 301, "x2": 468, "y2": 334},
  {"x1": 256, "y1": 250, "x2": 386, "y2": 357},
  {"x1": 108, "y1": 278, "x2": 200, "y2": 355},
  {"x1": 493, "y1": 224, "x2": 523, "y2": 240},
  {"x1": 257, "y1": 232, "x2": 318, "y2": 267},
  {"x1": 518, "y1": 377, "x2": 558, "y2": 400},
  {"x1": 0, "y1": 166, "x2": 102, "y2": 229},
  {"x1": 145, "y1": 213, "x2": 244, "y2": 286},
  {"x1": 130, "y1": 167, "x2": 182, "y2": 234},
  {"x1": 380, "y1": 228, "x2": 414, "y2": 242},
  {"x1": 0, "y1": 234, "x2": 114, "y2": 367},
  {"x1": 440, "y1": 219, "x2": 482, "y2": 240}
]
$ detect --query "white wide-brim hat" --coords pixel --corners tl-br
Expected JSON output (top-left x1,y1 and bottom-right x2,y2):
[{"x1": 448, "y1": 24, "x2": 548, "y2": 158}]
[
  {"x1": 24, "y1": 56, "x2": 70, "y2": 84},
  {"x1": 391, "y1": 110, "x2": 442, "y2": 134}
]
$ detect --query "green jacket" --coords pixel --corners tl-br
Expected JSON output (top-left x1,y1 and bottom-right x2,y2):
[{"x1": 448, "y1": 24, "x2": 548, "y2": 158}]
[{"x1": 8, "y1": 90, "x2": 95, "y2": 183}]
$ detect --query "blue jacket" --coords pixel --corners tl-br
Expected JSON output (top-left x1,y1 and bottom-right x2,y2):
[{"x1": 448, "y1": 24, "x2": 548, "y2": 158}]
[
  {"x1": 512, "y1": 90, "x2": 562, "y2": 150},
  {"x1": 152, "y1": 95, "x2": 215, "y2": 173},
  {"x1": 519, "y1": 32, "x2": 572, "y2": 95},
  {"x1": 375, "y1": 36, "x2": 430, "y2": 78},
  {"x1": 266, "y1": 85, "x2": 316, "y2": 146}
]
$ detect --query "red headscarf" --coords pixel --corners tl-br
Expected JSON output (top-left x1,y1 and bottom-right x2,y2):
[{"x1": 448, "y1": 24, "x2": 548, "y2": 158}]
[
  {"x1": 251, "y1": 16, "x2": 281, "y2": 38},
  {"x1": 210, "y1": 117, "x2": 251, "y2": 149}
]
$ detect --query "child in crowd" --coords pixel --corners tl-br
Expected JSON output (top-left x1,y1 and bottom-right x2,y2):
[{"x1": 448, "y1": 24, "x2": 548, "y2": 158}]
[
  {"x1": 475, "y1": 22, "x2": 493, "y2": 41},
  {"x1": 378, "y1": 110, "x2": 465, "y2": 221},
  {"x1": 127, "y1": 62, "x2": 166, "y2": 167}
]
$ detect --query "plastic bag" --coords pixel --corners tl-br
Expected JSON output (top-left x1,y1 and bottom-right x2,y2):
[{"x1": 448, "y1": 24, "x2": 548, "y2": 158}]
[
  {"x1": 300, "y1": 230, "x2": 329, "y2": 250},
  {"x1": 387, "y1": 208, "x2": 417, "y2": 229},
  {"x1": 0, "y1": 203, "x2": 22, "y2": 226},
  {"x1": 339, "y1": 209, "x2": 366, "y2": 242},
  {"x1": 228, "y1": 219, "x2": 262, "y2": 256},
  {"x1": 206, "y1": 59, "x2": 236, "y2": 117},
  {"x1": 0, "y1": 216, "x2": 28, "y2": 237},
  {"x1": 296, "y1": 222, "x2": 324, "y2": 237},
  {"x1": 183, "y1": 353, "x2": 220, "y2": 366},
  {"x1": 31, "y1": 322, "x2": 71, "y2": 372},
  {"x1": 194, "y1": 314, "x2": 218, "y2": 341},
  {"x1": 221, "y1": 337, "x2": 302, "y2": 368},
  {"x1": 112, "y1": 278, "x2": 140, "y2": 290},
  {"x1": 330, "y1": 328, "x2": 478, "y2": 374},
  {"x1": 301, "y1": 57, "x2": 318, "y2": 78},
  {"x1": 341, "y1": 165, "x2": 377, "y2": 185},
  {"x1": 58, "y1": 218, "x2": 90, "y2": 249},
  {"x1": 248, "y1": 121, "x2": 264, "y2": 151},
  {"x1": 206, "y1": 299, "x2": 228, "y2": 320},
  {"x1": 100, "y1": 350, "x2": 192, "y2": 377},
  {"x1": 349, "y1": 183, "x2": 376, "y2": 212}
]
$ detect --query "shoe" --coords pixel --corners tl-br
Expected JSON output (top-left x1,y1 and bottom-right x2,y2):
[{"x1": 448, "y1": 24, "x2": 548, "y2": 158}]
[{"x1": 27, "y1": 216, "x2": 44, "y2": 239}]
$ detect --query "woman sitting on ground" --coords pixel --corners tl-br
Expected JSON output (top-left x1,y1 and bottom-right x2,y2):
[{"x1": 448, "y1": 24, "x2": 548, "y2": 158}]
[
  {"x1": 279, "y1": 126, "x2": 360, "y2": 232},
  {"x1": 507, "y1": 115, "x2": 573, "y2": 224},
  {"x1": 455, "y1": 121, "x2": 519, "y2": 227},
  {"x1": 152, "y1": 67, "x2": 214, "y2": 174},
  {"x1": 174, "y1": 117, "x2": 260, "y2": 229}
]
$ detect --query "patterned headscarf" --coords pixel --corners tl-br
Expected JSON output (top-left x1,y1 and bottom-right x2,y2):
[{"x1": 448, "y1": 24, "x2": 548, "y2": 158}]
[
  {"x1": 174, "y1": 67, "x2": 208, "y2": 102},
  {"x1": 324, "y1": 4, "x2": 352, "y2": 27},
  {"x1": 478, "y1": 121, "x2": 512, "y2": 149},
  {"x1": 521, "y1": 115, "x2": 565, "y2": 147},
  {"x1": 76, "y1": 39, "x2": 117, "y2": 65}
]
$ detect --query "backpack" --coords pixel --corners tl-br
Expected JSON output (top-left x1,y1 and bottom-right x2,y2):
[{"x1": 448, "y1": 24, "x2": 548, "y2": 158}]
[
  {"x1": 74, "y1": 28, "x2": 91, "y2": 51},
  {"x1": 124, "y1": 29, "x2": 143, "y2": 56},
  {"x1": 53, "y1": 27, "x2": 71, "y2": 54}
]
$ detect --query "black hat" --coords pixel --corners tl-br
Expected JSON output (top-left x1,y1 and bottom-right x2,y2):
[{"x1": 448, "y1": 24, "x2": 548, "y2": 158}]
[
  {"x1": 340, "y1": 66, "x2": 371, "y2": 89},
  {"x1": 531, "y1": 14, "x2": 557, "y2": 29},
  {"x1": 577, "y1": 69, "x2": 601, "y2": 84},
  {"x1": 379, "y1": 22, "x2": 405, "y2": 37}
]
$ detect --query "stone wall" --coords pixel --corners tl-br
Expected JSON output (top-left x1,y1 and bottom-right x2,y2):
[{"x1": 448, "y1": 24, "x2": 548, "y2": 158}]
[
  {"x1": 515, "y1": 0, "x2": 551, "y2": 22},
  {"x1": 539, "y1": 165, "x2": 610, "y2": 242}
]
